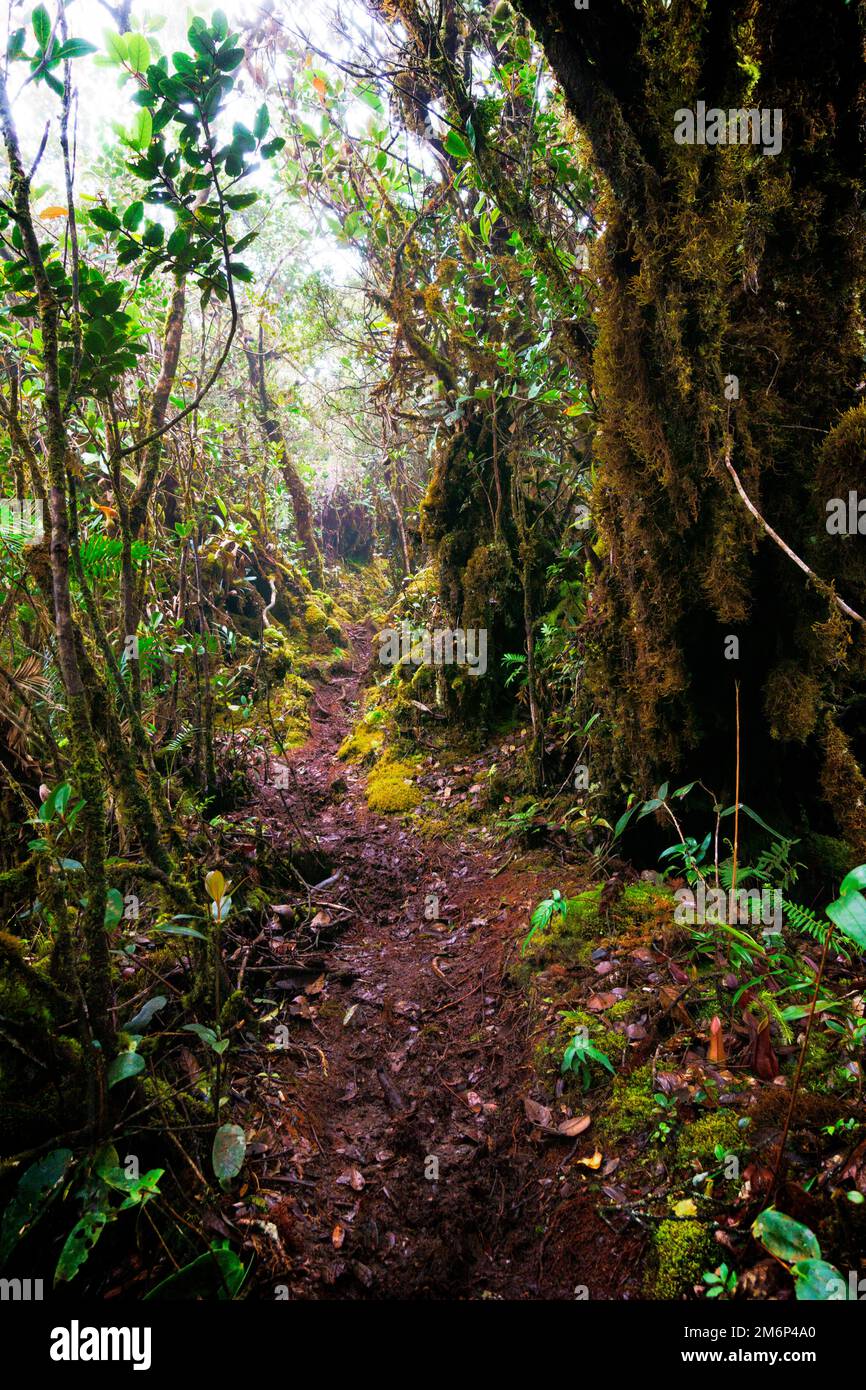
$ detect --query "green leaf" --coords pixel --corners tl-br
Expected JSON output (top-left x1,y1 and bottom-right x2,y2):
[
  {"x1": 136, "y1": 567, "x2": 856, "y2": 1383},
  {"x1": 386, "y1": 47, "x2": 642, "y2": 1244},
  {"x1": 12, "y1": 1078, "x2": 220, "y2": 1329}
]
[
  {"x1": 7, "y1": 28, "x2": 26, "y2": 62},
  {"x1": 55, "y1": 1209, "x2": 110, "y2": 1284},
  {"x1": 56, "y1": 38, "x2": 97, "y2": 60},
  {"x1": 90, "y1": 206, "x2": 120, "y2": 232},
  {"x1": 793, "y1": 1259, "x2": 849, "y2": 1300},
  {"x1": 144, "y1": 1243, "x2": 245, "y2": 1300},
  {"x1": 32, "y1": 4, "x2": 51, "y2": 49},
  {"x1": 212, "y1": 1124, "x2": 246, "y2": 1183},
  {"x1": 444, "y1": 130, "x2": 472, "y2": 160},
  {"x1": 826, "y1": 890, "x2": 866, "y2": 949},
  {"x1": 0, "y1": 1148, "x2": 73, "y2": 1265},
  {"x1": 839, "y1": 864, "x2": 866, "y2": 897},
  {"x1": 104, "y1": 887, "x2": 124, "y2": 928},
  {"x1": 124, "y1": 995, "x2": 167, "y2": 1034},
  {"x1": 166, "y1": 227, "x2": 188, "y2": 256},
  {"x1": 752, "y1": 1209, "x2": 821, "y2": 1264},
  {"x1": 125, "y1": 33, "x2": 150, "y2": 73},
  {"x1": 107, "y1": 1052, "x2": 145, "y2": 1088},
  {"x1": 122, "y1": 200, "x2": 144, "y2": 230},
  {"x1": 254, "y1": 103, "x2": 269, "y2": 139},
  {"x1": 151, "y1": 923, "x2": 207, "y2": 940},
  {"x1": 129, "y1": 107, "x2": 153, "y2": 153},
  {"x1": 215, "y1": 45, "x2": 244, "y2": 71},
  {"x1": 104, "y1": 30, "x2": 127, "y2": 65}
]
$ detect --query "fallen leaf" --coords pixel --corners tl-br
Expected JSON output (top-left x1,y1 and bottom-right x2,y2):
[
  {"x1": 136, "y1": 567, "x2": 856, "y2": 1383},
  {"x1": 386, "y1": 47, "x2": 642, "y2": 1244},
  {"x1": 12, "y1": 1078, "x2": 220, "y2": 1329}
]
[
  {"x1": 557, "y1": 1114, "x2": 591, "y2": 1137},
  {"x1": 524, "y1": 1097, "x2": 552, "y2": 1128},
  {"x1": 331, "y1": 1223, "x2": 345, "y2": 1249},
  {"x1": 674, "y1": 1198, "x2": 698, "y2": 1217},
  {"x1": 587, "y1": 992, "x2": 618, "y2": 1012},
  {"x1": 336, "y1": 1167, "x2": 365, "y2": 1191},
  {"x1": 576, "y1": 1149, "x2": 603, "y2": 1170}
]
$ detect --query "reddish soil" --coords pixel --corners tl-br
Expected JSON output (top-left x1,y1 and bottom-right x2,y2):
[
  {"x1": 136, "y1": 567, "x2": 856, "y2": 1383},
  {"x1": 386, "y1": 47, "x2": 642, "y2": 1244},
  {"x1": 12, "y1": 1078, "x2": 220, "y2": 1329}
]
[{"x1": 241, "y1": 626, "x2": 644, "y2": 1299}]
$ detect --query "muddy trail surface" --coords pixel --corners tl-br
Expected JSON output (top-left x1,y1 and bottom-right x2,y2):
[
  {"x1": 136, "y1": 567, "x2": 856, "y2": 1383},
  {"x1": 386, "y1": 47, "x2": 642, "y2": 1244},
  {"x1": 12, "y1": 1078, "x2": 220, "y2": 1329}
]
[{"x1": 241, "y1": 625, "x2": 643, "y2": 1299}]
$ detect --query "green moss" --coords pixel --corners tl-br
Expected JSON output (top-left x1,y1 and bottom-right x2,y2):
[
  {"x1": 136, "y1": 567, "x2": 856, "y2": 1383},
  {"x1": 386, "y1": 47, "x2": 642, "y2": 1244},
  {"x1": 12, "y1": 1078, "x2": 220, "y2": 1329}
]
[
  {"x1": 794, "y1": 1027, "x2": 839, "y2": 1093},
  {"x1": 678, "y1": 1109, "x2": 743, "y2": 1170},
  {"x1": 305, "y1": 598, "x2": 344, "y2": 645},
  {"x1": 804, "y1": 832, "x2": 856, "y2": 885},
  {"x1": 519, "y1": 881, "x2": 675, "y2": 975},
  {"x1": 268, "y1": 672, "x2": 313, "y2": 749},
  {"x1": 650, "y1": 1219, "x2": 716, "y2": 1299},
  {"x1": 597, "y1": 1063, "x2": 658, "y2": 1142},
  {"x1": 366, "y1": 758, "x2": 421, "y2": 814},
  {"x1": 520, "y1": 886, "x2": 603, "y2": 970},
  {"x1": 338, "y1": 718, "x2": 385, "y2": 763},
  {"x1": 606, "y1": 998, "x2": 634, "y2": 1021},
  {"x1": 534, "y1": 1008, "x2": 623, "y2": 1091}
]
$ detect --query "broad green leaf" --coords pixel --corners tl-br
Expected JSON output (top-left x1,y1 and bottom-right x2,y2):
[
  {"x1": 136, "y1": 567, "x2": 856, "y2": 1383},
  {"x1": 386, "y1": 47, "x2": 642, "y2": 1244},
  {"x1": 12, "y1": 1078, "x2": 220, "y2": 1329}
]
[
  {"x1": 793, "y1": 1259, "x2": 848, "y2": 1300},
  {"x1": 839, "y1": 864, "x2": 866, "y2": 897},
  {"x1": 129, "y1": 107, "x2": 153, "y2": 153},
  {"x1": 125, "y1": 33, "x2": 150, "y2": 73},
  {"x1": 104, "y1": 30, "x2": 127, "y2": 64},
  {"x1": 752, "y1": 1209, "x2": 820, "y2": 1264},
  {"x1": 32, "y1": 4, "x2": 51, "y2": 49},
  {"x1": 122, "y1": 200, "x2": 143, "y2": 230},
  {"x1": 54, "y1": 1210, "x2": 109, "y2": 1284},
  {"x1": 124, "y1": 995, "x2": 167, "y2": 1033},
  {"x1": 212, "y1": 1124, "x2": 246, "y2": 1183},
  {"x1": 0, "y1": 1148, "x2": 73, "y2": 1264},
  {"x1": 90, "y1": 206, "x2": 120, "y2": 232},
  {"x1": 826, "y1": 890, "x2": 866, "y2": 949},
  {"x1": 144, "y1": 1243, "x2": 245, "y2": 1300},
  {"x1": 56, "y1": 38, "x2": 96, "y2": 59},
  {"x1": 613, "y1": 805, "x2": 636, "y2": 839},
  {"x1": 104, "y1": 887, "x2": 124, "y2": 928},
  {"x1": 151, "y1": 923, "x2": 206, "y2": 940},
  {"x1": 444, "y1": 130, "x2": 471, "y2": 160},
  {"x1": 107, "y1": 1052, "x2": 145, "y2": 1088}
]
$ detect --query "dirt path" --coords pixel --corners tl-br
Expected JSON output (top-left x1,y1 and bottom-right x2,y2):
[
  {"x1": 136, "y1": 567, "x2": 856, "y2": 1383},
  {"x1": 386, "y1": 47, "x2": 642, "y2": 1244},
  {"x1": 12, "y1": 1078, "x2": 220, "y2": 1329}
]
[{"x1": 245, "y1": 625, "x2": 641, "y2": 1299}]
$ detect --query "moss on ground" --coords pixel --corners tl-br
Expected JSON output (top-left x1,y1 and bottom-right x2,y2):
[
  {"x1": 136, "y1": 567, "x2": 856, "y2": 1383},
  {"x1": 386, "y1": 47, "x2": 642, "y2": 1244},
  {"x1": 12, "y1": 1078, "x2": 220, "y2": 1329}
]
[
  {"x1": 596, "y1": 1062, "x2": 658, "y2": 1142},
  {"x1": 366, "y1": 758, "x2": 421, "y2": 814},
  {"x1": 650, "y1": 1219, "x2": 716, "y2": 1299},
  {"x1": 677, "y1": 1109, "x2": 744, "y2": 1171}
]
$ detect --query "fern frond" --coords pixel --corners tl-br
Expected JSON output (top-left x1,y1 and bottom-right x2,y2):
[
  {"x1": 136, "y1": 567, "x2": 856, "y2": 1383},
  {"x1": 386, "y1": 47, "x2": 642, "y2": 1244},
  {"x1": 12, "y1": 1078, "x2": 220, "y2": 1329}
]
[{"x1": 784, "y1": 898, "x2": 852, "y2": 960}]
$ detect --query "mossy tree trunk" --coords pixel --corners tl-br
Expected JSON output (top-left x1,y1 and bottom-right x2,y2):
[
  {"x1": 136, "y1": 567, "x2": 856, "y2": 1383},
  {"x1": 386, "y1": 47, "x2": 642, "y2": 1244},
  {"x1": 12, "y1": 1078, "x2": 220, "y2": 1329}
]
[
  {"x1": 519, "y1": 0, "x2": 866, "y2": 847},
  {"x1": 0, "y1": 72, "x2": 113, "y2": 1081}
]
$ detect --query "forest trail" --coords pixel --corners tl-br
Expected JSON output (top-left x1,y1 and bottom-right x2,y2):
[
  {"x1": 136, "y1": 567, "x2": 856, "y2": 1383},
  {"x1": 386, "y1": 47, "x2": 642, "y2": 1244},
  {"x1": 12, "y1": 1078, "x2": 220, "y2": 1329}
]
[{"x1": 239, "y1": 625, "x2": 643, "y2": 1300}]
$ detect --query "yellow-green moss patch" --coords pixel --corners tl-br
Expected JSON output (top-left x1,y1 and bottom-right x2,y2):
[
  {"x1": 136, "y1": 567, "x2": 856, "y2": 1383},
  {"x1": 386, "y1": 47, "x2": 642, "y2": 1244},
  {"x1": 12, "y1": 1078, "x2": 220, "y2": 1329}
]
[
  {"x1": 650, "y1": 1219, "x2": 716, "y2": 1299},
  {"x1": 366, "y1": 759, "x2": 421, "y2": 814}
]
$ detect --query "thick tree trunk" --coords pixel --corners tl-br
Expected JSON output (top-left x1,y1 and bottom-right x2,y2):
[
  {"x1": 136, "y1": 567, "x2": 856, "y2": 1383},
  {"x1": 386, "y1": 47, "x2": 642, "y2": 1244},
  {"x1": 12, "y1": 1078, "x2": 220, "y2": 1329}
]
[{"x1": 518, "y1": 0, "x2": 866, "y2": 849}]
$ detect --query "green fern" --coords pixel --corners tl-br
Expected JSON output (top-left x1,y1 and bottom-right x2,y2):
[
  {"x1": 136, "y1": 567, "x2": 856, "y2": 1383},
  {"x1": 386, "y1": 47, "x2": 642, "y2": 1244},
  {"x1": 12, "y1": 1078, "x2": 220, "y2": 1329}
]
[{"x1": 784, "y1": 897, "x2": 852, "y2": 960}]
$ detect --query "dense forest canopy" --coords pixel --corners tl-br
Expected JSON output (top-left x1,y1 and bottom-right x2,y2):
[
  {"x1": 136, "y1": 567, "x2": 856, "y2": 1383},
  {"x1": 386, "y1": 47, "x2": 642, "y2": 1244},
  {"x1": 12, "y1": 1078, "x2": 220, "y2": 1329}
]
[{"x1": 1, "y1": 0, "x2": 866, "y2": 1329}]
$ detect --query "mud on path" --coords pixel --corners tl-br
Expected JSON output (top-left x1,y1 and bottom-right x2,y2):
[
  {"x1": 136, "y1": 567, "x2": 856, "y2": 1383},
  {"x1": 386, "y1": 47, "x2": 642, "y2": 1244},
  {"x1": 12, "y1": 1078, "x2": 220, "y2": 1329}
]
[{"x1": 241, "y1": 625, "x2": 643, "y2": 1299}]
